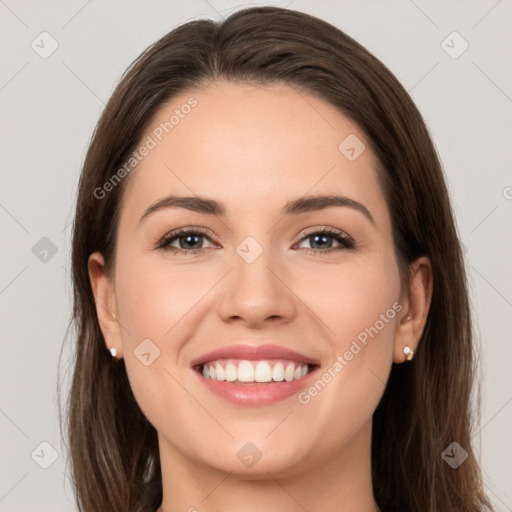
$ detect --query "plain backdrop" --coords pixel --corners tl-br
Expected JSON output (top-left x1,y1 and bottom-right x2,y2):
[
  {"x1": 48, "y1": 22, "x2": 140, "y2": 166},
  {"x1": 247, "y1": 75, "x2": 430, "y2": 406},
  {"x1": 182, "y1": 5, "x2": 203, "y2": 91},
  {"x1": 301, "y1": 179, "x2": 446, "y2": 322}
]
[{"x1": 0, "y1": 1, "x2": 511, "y2": 510}]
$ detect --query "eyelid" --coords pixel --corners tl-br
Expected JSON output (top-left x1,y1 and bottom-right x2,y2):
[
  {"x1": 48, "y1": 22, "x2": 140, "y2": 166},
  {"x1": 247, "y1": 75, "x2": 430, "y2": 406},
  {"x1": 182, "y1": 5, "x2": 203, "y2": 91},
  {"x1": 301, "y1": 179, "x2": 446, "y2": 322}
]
[{"x1": 299, "y1": 225, "x2": 353, "y2": 243}]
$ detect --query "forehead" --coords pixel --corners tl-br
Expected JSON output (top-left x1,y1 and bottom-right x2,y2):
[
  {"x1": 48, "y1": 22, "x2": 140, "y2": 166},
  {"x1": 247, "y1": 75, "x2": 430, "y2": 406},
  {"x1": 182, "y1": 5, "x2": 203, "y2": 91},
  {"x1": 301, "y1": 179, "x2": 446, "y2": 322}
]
[{"x1": 120, "y1": 79, "x2": 386, "y2": 225}]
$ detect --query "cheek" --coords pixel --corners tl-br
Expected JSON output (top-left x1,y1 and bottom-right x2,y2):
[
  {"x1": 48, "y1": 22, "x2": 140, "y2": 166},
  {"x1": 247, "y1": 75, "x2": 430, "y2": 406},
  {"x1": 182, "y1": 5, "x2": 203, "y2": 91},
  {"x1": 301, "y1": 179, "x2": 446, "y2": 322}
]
[
  {"x1": 112, "y1": 251, "x2": 217, "y2": 409},
  {"x1": 114, "y1": 251, "x2": 211, "y2": 344},
  {"x1": 318, "y1": 256, "x2": 400, "y2": 351},
  {"x1": 268, "y1": 263, "x2": 401, "y2": 472},
  {"x1": 300, "y1": 256, "x2": 400, "y2": 413},
  {"x1": 112, "y1": 252, "x2": 203, "y2": 434}
]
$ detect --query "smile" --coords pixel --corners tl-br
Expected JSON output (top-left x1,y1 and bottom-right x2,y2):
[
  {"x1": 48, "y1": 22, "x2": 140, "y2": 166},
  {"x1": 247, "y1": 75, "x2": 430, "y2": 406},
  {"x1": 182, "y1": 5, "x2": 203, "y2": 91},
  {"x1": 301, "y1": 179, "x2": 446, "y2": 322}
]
[
  {"x1": 199, "y1": 359, "x2": 312, "y2": 383},
  {"x1": 190, "y1": 344, "x2": 320, "y2": 406}
]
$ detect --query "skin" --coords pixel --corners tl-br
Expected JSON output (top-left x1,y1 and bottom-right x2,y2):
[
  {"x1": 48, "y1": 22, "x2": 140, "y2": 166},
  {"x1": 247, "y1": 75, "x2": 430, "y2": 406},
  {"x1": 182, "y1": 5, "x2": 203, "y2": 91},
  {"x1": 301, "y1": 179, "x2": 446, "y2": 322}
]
[{"x1": 89, "y1": 79, "x2": 432, "y2": 512}]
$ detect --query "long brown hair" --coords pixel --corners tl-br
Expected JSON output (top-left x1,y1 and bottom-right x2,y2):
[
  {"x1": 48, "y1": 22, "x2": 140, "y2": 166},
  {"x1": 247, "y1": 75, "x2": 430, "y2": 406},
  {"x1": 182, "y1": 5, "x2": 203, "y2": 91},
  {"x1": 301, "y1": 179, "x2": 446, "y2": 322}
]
[{"x1": 58, "y1": 6, "x2": 493, "y2": 511}]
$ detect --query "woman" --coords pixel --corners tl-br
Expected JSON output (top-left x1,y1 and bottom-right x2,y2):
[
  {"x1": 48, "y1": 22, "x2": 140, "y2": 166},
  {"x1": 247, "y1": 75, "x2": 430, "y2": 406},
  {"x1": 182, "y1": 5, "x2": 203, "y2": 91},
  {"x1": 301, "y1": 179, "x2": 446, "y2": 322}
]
[{"x1": 60, "y1": 6, "x2": 493, "y2": 512}]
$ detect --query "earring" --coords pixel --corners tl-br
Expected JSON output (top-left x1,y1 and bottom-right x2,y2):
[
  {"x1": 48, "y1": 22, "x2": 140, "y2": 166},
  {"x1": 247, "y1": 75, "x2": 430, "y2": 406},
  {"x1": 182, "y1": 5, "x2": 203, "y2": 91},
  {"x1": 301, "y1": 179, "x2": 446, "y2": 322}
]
[
  {"x1": 403, "y1": 346, "x2": 414, "y2": 361},
  {"x1": 109, "y1": 347, "x2": 119, "y2": 362}
]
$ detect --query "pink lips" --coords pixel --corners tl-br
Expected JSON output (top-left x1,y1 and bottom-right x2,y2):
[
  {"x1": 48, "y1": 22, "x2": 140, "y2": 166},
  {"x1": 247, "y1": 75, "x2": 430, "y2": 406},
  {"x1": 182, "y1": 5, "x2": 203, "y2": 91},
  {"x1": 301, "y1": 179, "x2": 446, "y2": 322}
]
[
  {"x1": 190, "y1": 343, "x2": 319, "y2": 368},
  {"x1": 191, "y1": 344, "x2": 320, "y2": 406}
]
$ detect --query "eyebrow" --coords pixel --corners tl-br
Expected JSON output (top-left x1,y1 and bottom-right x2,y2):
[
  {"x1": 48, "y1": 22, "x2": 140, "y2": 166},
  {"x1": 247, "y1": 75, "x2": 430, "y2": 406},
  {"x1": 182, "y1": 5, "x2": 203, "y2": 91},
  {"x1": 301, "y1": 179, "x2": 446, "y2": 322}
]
[{"x1": 138, "y1": 194, "x2": 376, "y2": 227}]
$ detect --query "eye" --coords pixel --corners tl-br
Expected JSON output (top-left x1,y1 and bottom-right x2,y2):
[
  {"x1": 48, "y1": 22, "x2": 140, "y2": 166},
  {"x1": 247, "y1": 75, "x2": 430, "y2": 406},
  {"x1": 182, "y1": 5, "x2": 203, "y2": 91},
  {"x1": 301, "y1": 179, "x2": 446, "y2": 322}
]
[
  {"x1": 295, "y1": 227, "x2": 355, "y2": 255},
  {"x1": 156, "y1": 227, "x2": 215, "y2": 255}
]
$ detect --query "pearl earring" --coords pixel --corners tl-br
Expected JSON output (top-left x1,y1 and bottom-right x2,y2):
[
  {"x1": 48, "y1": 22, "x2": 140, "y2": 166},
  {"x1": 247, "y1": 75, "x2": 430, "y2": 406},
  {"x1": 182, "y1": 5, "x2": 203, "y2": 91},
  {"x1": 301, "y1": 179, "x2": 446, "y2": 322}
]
[{"x1": 403, "y1": 346, "x2": 414, "y2": 361}]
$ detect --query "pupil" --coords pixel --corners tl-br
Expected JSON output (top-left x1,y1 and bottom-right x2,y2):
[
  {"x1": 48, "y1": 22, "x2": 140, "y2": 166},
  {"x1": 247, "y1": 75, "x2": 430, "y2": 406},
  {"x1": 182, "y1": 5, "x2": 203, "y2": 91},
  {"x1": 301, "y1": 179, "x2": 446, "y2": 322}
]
[
  {"x1": 311, "y1": 234, "x2": 332, "y2": 249},
  {"x1": 181, "y1": 234, "x2": 200, "y2": 249}
]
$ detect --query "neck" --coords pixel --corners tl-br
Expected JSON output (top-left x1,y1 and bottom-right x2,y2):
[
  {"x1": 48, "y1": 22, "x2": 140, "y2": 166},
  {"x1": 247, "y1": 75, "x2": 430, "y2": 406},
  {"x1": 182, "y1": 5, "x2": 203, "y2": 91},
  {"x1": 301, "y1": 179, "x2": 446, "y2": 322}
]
[{"x1": 156, "y1": 420, "x2": 379, "y2": 512}]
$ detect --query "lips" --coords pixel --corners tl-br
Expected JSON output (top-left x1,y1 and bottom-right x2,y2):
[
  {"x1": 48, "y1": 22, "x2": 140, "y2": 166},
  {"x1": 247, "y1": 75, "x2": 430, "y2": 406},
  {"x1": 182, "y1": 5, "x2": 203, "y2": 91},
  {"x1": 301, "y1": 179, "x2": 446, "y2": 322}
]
[
  {"x1": 191, "y1": 343, "x2": 321, "y2": 406},
  {"x1": 190, "y1": 343, "x2": 320, "y2": 368}
]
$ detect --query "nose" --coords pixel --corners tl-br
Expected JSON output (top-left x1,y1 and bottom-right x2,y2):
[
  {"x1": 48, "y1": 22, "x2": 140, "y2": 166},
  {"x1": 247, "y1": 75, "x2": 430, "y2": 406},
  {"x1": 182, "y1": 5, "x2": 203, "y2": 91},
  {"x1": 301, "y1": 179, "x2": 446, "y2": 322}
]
[{"x1": 217, "y1": 246, "x2": 297, "y2": 328}]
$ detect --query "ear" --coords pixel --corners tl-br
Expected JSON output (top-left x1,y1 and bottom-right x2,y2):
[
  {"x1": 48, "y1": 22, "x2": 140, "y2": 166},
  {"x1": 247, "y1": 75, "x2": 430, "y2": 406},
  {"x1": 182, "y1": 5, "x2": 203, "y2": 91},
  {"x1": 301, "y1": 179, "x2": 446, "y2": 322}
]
[
  {"x1": 88, "y1": 252, "x2": 123, "y2": 358},
  {"x1": 393, "y1": 256, "x2": 433, "y2": 363}
]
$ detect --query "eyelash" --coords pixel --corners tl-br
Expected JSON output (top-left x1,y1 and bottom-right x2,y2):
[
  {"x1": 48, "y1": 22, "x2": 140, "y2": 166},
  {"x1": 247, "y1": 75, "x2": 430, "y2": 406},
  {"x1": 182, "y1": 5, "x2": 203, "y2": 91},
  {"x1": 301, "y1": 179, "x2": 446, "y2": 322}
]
[{"x1": 155, "y1": 226, "x2": 355, "y2": 256}]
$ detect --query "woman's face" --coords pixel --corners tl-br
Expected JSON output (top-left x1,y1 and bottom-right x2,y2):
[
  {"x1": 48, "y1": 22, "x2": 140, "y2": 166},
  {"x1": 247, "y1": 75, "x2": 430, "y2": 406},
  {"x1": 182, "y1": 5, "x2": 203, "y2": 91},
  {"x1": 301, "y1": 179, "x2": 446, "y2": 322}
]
[{"x1": 92, "y1": 79, "x2": 410, "y2": 477}]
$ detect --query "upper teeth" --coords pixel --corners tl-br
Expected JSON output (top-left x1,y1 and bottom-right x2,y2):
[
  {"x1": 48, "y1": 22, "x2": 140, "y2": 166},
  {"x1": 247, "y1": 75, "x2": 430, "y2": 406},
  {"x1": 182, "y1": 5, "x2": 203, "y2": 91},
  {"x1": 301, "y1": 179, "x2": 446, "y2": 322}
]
[{"x1": 201, "y1": 359, "x2": 310, "y2": 383}]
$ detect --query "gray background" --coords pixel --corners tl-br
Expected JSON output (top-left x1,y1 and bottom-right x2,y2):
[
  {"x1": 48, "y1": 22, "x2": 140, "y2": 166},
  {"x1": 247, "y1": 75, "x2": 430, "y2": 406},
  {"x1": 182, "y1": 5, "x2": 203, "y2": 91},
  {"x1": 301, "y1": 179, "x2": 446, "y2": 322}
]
[{"x1": 0, "y1": 0, "x2": 511, "y2": 510}]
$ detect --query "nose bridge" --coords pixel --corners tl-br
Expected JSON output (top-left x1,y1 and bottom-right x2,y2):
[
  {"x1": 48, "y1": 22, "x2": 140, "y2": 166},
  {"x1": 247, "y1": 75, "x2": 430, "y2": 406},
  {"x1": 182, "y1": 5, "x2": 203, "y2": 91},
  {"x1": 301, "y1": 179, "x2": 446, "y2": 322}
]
[
  {"x1": 234, "y1": 232, "x2": 283, "y2": 297},
  {"x1": 217, "y1": 231, "x2": 296, "y2": 324}
]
